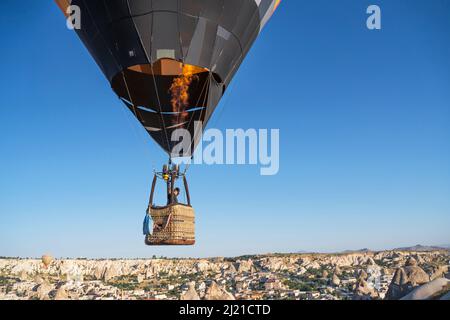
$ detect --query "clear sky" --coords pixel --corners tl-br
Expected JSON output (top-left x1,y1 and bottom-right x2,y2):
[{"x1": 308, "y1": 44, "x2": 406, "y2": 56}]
[{"x1": 0, "y1": 0, "x2": 449, "y2": 258}]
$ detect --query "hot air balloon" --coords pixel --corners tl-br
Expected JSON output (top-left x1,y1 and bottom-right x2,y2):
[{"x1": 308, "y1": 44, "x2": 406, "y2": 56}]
[
  {"x1": 55, "y1": 0, "x2": 280, "y2": 245},
  {"x1": 41, "y1": 255, "x2": 53, "y2": 268}
]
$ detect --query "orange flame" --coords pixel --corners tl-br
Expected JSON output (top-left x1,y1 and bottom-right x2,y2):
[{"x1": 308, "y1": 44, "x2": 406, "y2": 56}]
[{"x1": 170, "y1": 64, "x2": 198, "y2": 124}]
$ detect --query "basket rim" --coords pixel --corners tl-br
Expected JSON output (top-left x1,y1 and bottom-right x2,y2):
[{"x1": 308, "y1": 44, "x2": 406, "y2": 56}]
[{"x1": 151, "y1": 203, "x2": 193, "y2": 210}]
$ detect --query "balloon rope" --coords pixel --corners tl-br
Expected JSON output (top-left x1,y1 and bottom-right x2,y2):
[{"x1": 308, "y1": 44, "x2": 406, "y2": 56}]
[
  {"x1": 176, "y1": 0, "x2": 186, "y2": 64},
  {"x1": 181, "y1": 73, "x2": 211, "y2": 177},
  {"x1": 83, "y1": 1, "x2": 121, "y2": 73},
  {"x1": 149, "y1": 62, "x2": 171, "y2": 159},
  {"x1": 117, "y1": 97, "x2": 155, "y2": 171},
  {"x1": 121, "y1": 72, "x2": 141, "y2": 121},
  {"x1": 210, "y1": 80, "x2": 237, "y2": 129},
  {"x1": 208, "y1": 1, "x2": 263, "y2": 129},
  {"x1": 83, "y1": 0, "x2": 154, "y2": 174},
  {"x1": 125, "y1": 0, "x2": 172, "y2": 158},
  {"x1": 120, "y1": 73, "x2": 155, "y2": 170},
  {"x1": 180, "y1": 72, "x2": 210, "y2": 163}
]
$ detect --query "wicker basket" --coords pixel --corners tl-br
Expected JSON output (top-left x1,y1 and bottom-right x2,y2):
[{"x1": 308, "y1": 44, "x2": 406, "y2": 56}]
[{"x1": 145, "y1": 204, "x2": 195, "y2": 246}]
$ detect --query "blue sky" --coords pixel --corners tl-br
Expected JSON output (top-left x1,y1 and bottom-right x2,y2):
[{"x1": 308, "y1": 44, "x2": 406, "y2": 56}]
[{"x1": 0, "y1": 0, "x2": 449, "y2": 258}]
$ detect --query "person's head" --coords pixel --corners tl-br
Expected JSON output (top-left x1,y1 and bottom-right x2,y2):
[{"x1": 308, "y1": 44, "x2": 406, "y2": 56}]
[{"x1": 174, "y1": 188, "x2": 180, "y2": 196}]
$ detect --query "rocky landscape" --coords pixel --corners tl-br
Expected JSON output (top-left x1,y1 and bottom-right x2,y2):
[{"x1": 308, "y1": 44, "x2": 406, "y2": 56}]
[{"x1": 1, "y1": 248, "x2": 449, "y2": 300}]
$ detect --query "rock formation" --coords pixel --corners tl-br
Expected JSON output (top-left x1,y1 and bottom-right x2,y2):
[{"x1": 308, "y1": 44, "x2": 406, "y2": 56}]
[
  {"x1": 353, "y1": 278, "x2": 378, "y2": 300},
  {"x1": 237, "y1": 260, "x2": 254, "y2": 273},
  {"x1": 358, "y1": 269, "x2": 368, "y2": 280},
  {"x1": 54, "y1": 286, "x2": 69, "y2": 300},
  {"x1": 103, "y1": 264, "x2": 121, "y2": 282},
  {"x1": 180, "y1": 282, "x2": 200, "y2": 300},
  {"x1": 331, "y1": 274, "x2": 341, "y2": 286},
  {"x1": 334, "y1": 265, "x2": 342, "y2": 275},
  {"x1": 367, "y1": 257, "x2": 376, "y2": 266},
  {"x1": 430, "y1": 265, "x2": 448, "y2": 281},
  {"x1": 204, "y1": 281, "x2": 235, "y2": 300},
  {"x1": 400, "y1": 278, "x2": 450, "y2": 300},
  {"x1": 34, "y1": 282, "x2": 53, "y2": 300},
  {"x1": 385, "y1": 257, "x2": 430, "y2": 300},
  {"x1": 403, "y1": 258, "x2": 429, "y2": 286},
  {"x1": 0, "y1": 249, "x2": 447, "y2": 301}
]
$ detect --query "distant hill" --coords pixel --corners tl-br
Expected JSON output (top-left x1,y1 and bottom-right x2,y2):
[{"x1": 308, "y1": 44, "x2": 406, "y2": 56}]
[
  {"x1": 339, "y1": 248, "x2": 371, "y2": 254},
  {"x1": 393, "y1": 244, "x2": 449, "y2": 252}
]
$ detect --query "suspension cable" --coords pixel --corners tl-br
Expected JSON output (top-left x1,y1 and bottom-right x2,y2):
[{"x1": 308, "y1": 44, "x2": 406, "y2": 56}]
[{"x1": 125, "y1": 0, "x2": 172, "y2": 158}]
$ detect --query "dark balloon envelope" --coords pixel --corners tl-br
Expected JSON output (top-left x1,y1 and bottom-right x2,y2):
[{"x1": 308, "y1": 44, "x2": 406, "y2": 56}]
[{"x1": 56, "y1": 0, "x2": 280, "y2": 156}]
